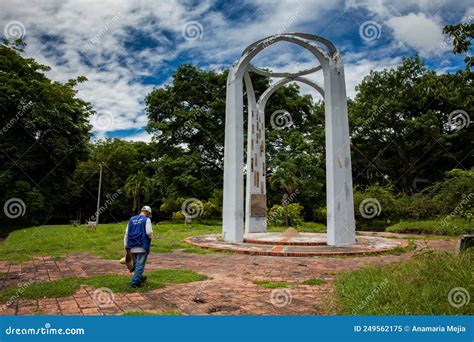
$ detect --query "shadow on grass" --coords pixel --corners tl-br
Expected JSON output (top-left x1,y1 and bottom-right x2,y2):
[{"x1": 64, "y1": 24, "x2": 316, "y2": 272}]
[{"x1": 0, "y1": 269, "x2": 207, "y2": 303}]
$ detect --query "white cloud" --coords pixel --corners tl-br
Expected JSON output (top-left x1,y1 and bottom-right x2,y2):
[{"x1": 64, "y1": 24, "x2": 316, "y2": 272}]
[
  {"x1": 463, "y1": 6, "x2": 474, "y2": 21},
  {"x1": 0, "y1": 0, "x2": 203, "y2": 136},
  {"x1": 346, "y1": 0, "x2": 470, "y2": 18},
  {"x1": 0, "y1": 0, "x2": 471, "y2": 140},
  {"x1": 0, "y1": 0, "x2": 343, "y2": 138},
  {"x1": 344, "y1": 56, "x2": 402, "y2": 97},
  {"x1": 387, "y1": 13, "x2": 445, "y2": 56},
  {"x1": 123, "y1": 131, "x2": 153, "y2": 143}
]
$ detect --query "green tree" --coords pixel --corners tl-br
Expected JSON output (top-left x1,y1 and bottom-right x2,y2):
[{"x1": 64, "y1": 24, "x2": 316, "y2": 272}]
[
  {"x1": 268, "y1": 203, "x2": 303, "y2": 227},
  {"x1": 443, "y1": 21, "x2": 474, "y2": 72},
  {"x1": 0, "y1": 41, "x2": 92, "y2": 225},
  {"x1": 124, "y1": 171, "x2": 153, "y2": 213},
  {"x1": 349, "y1": 56, "x2": 473, "y2": 193},
  {"x1": 145, "y1": 65, "x2": 325, "y2": 219},
  {"x1": 269, "y1": 163, "x2": 302, "y2": 228},
  {"x1": 69, "y1": 139, "x2": 156, "y2": 222},
  {"x1": 433, "y1": 168, "x2": 474, "y2": 220}
]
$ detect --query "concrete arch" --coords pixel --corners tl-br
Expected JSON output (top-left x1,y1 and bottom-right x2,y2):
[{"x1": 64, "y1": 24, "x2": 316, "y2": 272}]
[
  {"x1": 223, "y1": 33, "x2": 355, "y2": 247},
  {"x1": 247, "y1": 64, "x2": 322, "y2": 78},
  {"x1": 241, "y1": 32, "x2": 337, "y2": 58},
  {"x1": 232, "y1": 34, "x2": 330, "y2": 80},
  {"x1": 257, "y1": 77, "x2": 324, "y2": 110},
  {"x1": 242, "y1": 76, "x2": 324, "y2": 234}
]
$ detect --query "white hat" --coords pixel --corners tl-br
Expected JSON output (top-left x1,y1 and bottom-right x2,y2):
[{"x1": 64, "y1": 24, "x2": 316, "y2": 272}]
[{"x1": 141, "y1": 205, "x2": 152, "y2": 215}]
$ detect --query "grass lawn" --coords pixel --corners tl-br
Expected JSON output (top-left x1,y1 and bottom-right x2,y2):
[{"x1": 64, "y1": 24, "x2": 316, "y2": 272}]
[
  {"x1": 334, "y1": 250, "x2": 474, "y2": 315},
  {"x1": 0, "y1": 221, "x2": 326, "y2": 262},
  {"x1": 253, "y1": 280, "x2": 289, "y2": 288},
  {"x1": 1, "y1": 218, "x2": 462, "y2": 263},
  {"x1": 386, "y1": 218, "x2": 473, "y2": 235},
  {"x1": 0, "y1": 222, "x2": 219, "y2": 262},
  {"x1": 0, "y1": 268, "x2": 207, "y2": 302},
  {"x1": 302, "y1": 278, "x2": 327, "y2": 286},
  {"x1": 253, "y1": 278, "x2": 328, "y2": 288}
]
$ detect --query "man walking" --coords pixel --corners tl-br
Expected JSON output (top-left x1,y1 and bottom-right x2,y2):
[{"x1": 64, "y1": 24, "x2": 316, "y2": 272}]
[{"x1": 124, "y1": 205, "x2": 153, "y2": 288}]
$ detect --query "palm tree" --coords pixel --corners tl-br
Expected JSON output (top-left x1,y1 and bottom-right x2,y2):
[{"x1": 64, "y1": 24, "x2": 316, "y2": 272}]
[
  {"x1": 124, "y1": 171, "x2": 152, "y2": 213},
  {"x1": 269, "y1": 164, "x2": 301, "y2": 229}
]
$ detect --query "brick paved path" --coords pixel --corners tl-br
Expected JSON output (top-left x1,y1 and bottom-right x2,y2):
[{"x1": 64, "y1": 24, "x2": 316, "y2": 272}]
[{"x1": 0, "y1": 238, "x2": 454, "y2": 316}]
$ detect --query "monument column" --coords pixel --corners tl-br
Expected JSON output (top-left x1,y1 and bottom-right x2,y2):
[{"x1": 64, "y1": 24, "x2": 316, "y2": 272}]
[
  {"x1": 244, "y1": 99, "x2": 267, "y2": 233},
  {"x1": 323, "y1": 54, "x2": 356, "y2": 246},
  {"x1": 222, "y1": 66, "x2": 245, "y2": 242}
]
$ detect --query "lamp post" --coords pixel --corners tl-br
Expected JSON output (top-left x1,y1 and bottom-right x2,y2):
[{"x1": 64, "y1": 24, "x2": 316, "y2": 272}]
[{"x1": 96, "y1": 163, "x2": 103, "y2": 227}]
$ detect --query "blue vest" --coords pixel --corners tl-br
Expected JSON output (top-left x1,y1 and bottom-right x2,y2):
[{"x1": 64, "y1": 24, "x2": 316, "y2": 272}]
[{"x1": 126, "y1": 214, "x2": 151, "y2": 253}]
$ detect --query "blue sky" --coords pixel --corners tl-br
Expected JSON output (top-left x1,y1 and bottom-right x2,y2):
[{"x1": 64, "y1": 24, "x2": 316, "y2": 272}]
[{"x1": 1, "y1": 0, "x2": 472, "y2": 142}]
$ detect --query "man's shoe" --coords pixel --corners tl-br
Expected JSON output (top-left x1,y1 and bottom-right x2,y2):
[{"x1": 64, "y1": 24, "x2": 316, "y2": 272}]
[{"x1": 131, "y1": 283, "x2": 143, "y2": 288}]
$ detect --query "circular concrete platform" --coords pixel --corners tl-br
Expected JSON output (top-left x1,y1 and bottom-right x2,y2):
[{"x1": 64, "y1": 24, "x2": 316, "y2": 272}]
[
  {"x1": 244, "y1": 232, "x2": 327, "y2": 245},
  {"x1": 185, "y1": 232, "x2": 409, "y2": 257}
]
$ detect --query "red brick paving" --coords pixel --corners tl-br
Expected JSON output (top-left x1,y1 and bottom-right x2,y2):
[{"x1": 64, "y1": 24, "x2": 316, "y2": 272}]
[{"x1": 0, "y1": 237, "x2": 455, "y2": 316}]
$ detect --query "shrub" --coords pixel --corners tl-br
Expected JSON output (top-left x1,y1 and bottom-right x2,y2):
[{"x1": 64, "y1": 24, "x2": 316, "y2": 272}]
[
  {"x1": 353, "y1": 183, "x2": 397, "y2": 220},
  {"x1": 267, "y1": 203, "x2": 303, "y2": 227},
  {"x1": 313, "y1": 206, "x2": 327, "y2": 223},
  {"x1": 394, "y1": 193, "x2": 439, "y2": 220},
  {"x1": 160, "y1": 197, "x2": 186, "y2": 218},
  {"x1": 202, "y1": 201, "x2": 221, "y2": 219},
  {"x1": 433, "y1": 168, "x2": 474, "y2": 220},
  {"x1": 171, "y1": 211, "x2": 185, "y2": 222},
  {"x1": 386, "y1": 218, "x2": 474, "y2": 235},
  {"x1": 354, "y1": 184, "x2": 443, "y2": 222}
]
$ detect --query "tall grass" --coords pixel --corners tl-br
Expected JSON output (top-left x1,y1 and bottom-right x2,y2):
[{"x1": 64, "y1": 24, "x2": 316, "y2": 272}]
[
  {"x1": 386, "y1": 219, "x2": 473, "y2": 235},
  {"x1": 334, "y1": 250, "x2": 474, "y2": 315}
]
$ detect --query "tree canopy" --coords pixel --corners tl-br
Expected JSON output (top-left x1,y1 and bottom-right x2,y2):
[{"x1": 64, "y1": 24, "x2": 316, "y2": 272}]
[
  {"x1": 1, "y1": 29, "x2": 472, "y2": 227},
  {"x1": 0, "y1": 41, "x2": 92, "y2": 225}
]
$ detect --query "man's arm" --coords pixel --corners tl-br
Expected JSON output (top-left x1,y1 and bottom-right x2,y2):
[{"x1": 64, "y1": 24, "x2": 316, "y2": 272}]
[
  {"x1": 124, "y1": 222, "x2": 129, "y2": 248},
  {"x1": 146, "y1": 218, "x2": 153, "y2": 240}
]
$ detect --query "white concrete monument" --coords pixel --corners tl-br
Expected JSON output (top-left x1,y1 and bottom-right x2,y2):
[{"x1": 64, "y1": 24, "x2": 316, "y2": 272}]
[{"x1": 222, "y1": 33, "x2": 356, "y2": 246}]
